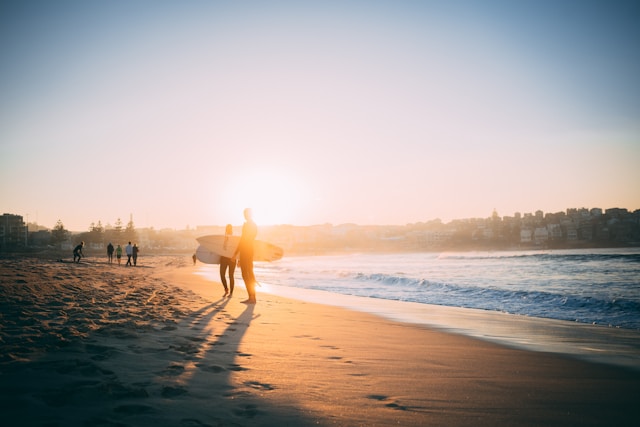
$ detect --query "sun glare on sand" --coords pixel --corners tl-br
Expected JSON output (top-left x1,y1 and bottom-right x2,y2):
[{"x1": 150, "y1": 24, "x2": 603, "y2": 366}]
[{"x1": 222, "y1": 170, "x2": 305, "y2": 225}]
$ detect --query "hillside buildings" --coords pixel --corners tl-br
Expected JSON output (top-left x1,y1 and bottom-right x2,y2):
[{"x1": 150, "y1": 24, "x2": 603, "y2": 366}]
[{"x1": 2, "y1": 207, "x2": 639, "y2": 253}]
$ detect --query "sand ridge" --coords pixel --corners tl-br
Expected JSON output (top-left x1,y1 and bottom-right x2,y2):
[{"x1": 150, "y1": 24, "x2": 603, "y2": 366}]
[{"x1": 0, "y1": 256, "x2": 312, "y2": 425}]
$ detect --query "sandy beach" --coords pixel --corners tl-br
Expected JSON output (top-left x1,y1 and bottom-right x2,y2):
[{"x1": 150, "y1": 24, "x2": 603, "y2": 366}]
[{"x1": 1, "y1": 255, "x2": 639, "y2": 426}]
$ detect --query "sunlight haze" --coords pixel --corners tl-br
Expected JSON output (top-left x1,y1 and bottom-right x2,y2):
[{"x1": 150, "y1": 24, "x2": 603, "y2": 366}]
[{"x1": 1, "y1": 0, "x2": 639, "y2": 231}]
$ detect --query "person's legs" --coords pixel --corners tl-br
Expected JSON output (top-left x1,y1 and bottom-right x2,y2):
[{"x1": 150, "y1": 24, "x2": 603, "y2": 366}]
[
  {"x1": 228, "y1": 262, "x2": 236, "y2": 296},
  {"x1": 240, "y1": 256, "x2": 256, "y2": 303},
  {"x1": 219, "y1": 262, "x2": 229, "y2": 294},
  {"x1": 247, "y1": 268, "x2": 256, "y2": 300}
]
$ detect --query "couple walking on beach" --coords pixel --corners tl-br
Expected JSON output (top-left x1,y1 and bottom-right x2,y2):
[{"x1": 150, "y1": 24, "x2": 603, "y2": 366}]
[
  {"x1": 125, "y1": 242, "x2": 139, "y2": 266},
  {"x1": 220, "y1": 208, "x2": 258, "y2": 304}
]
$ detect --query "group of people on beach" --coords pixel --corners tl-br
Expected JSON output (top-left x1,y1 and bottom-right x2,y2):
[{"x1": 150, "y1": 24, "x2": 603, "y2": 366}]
[
  {"x1": 74, "y1": 209, "x2": 258, "y2": 303},
  {"x1": 107, "y1": 242, "x2": 139, "y2": 266},
  {"x1": 73, "y1": 241, "x2": 139, "y2": 266}
]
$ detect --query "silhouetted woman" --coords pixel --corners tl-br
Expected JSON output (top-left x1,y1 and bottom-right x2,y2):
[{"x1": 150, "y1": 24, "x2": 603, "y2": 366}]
[{"x1": 220, "y1": 224, "x2": 236, "y2": 297}]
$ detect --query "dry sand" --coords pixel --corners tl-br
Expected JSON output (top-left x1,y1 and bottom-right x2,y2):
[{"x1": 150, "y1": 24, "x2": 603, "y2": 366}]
[{"x1": 1, "y1": 254, "x2": 639, "y2": 426}]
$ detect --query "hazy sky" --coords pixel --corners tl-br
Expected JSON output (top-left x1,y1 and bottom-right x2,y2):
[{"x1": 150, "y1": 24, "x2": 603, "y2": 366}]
[{"x1": 2, "y1": 0, "x2": 639, "y2": 231}]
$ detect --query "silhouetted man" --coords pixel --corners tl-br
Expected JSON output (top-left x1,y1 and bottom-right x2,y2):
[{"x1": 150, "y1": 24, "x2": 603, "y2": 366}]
[
  {"x1": 125, "y1": 242, "x2": 133, "y2": 266},
  {"x1": 73, "y1": 241, "x2": 84, "y2": 263},
  {"x1": 234, "y1": 208, "x2": 258, "y2": 304}
]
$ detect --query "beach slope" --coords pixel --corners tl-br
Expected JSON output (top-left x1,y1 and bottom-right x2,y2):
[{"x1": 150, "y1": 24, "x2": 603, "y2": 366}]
[{"x1": 1, "y1": 255, "x2": 638, "y2": 426}]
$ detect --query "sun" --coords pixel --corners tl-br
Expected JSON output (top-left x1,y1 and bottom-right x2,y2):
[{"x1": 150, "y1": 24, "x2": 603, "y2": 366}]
[{"x1": 223, "y1": 170, "x2": 305, "y2": 226}]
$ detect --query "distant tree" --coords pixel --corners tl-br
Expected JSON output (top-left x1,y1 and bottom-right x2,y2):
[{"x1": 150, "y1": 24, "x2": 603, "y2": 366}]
[
  {"x1": 90, "y1": 221, "x2": 104, "y2": 233},
  {"x1": 124, "y1": 217, "x2": 137, "y2": 243},
  {"x1": 88, "y1": 221, "x2": 105, "y2": 246},
  {"x1": 50, "y1": 220, "x2": 69, "y2": 246},
  {"x1": 114, "y1": 218, "x2": 123, "y2": 234},
  {"x1": 105, "y1": 217, "x2": 123, "y2": 244}
]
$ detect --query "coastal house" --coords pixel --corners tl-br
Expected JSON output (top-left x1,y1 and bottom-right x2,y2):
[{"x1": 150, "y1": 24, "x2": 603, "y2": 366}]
[
  {"x1": 1, "y1": 213, "x2": 27, "y2": 249},
  {"x1": 533, "y1": 227, "x2": 549, "y2": 244},
  {"x1": 547, "y1": 223, "x2": 563, "y2": 240},
  {"x1": 565, "y1": 225, "x2": 578, "y2": 241}
]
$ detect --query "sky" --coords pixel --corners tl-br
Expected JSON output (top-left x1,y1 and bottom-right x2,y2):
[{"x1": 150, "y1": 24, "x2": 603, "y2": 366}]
[{"x1": 1, "y1": 0, "x2": 639, "y2": 231}]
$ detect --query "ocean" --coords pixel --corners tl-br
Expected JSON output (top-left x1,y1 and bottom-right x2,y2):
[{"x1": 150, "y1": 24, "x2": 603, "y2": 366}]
[{"x1": 248, "y1": 248, "x2": 640, "y2": 331}]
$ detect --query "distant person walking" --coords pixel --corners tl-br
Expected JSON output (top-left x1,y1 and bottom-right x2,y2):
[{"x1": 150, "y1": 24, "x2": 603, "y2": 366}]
[
  {"x1": 233, "y1": 208, "x2": 258, "y2": 304},
  {"x1": 107, "y1": 242, "x2": 114, "y2": 264},
  {"x1": 125, "y1": 242, "x2": 133, "y2": 266},
  {"x1": 116, "y1": 244, "x2": 123, "y2": 265},
  {"x1": 132, "y1": 243, "x2": 139, "y2": 266},
  {"x1": 192, "y1": 253, "x2": 197, "y2": 265},
  {"x1": 220, "y1": 224, "x2": 236, "y2": 298},
  {"x1": 73, "y1": 241, "x2": 84, "y2": 263}
]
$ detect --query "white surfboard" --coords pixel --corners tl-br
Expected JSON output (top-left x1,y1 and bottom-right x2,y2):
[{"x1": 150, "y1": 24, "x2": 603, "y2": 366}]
[
  {"x1": 195, "y1": 245, "x2": 221, "y2": 264},
  {"x1": 196, "y1": 235, "x2": 284, "y2": 263}
]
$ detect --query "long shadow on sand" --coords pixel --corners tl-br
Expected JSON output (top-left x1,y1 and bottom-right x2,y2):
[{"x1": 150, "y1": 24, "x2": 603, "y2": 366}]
[
  {"x1": 0, "y1": 260, "x2": 319, "y2": 426},
  {"x1": 147, "y1": 297, "x2": 317, "y2": 426}
]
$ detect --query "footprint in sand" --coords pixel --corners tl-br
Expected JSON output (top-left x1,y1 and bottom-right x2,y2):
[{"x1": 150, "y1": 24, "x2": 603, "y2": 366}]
[
  {"x1": 366, "y1": 394, "x2": 409, "y2": 411},
  {"x1": 161, "y1": 385, "x2": 188, "y2": 398},
  {"x1": 170, "y1": 342, "x2": 199, "y2": 354},
  {"x1": 244, "y1": 381, "x2": 275, "y2": 391},
  {"x1": 233, "y1": 404, "x2": 259, "y2": 418},
  {"x1": 385, "y1": 402, "x2": 408, "y2": 410},
  {"x1": 197, "y1": 364, "x2": 226, "y2": 373},
  {"x1": 227, "y1": 364, "x2": 249, "y2": 371},
  {"x1": 367, "y1": 394, "x2": 388, "y2": 401},
  {"x1": 161, "y1": 364, "x2": 185, "y2": 376},
  {"x1": 86, "y1": 343, "x2": 119, "y2": 361}
]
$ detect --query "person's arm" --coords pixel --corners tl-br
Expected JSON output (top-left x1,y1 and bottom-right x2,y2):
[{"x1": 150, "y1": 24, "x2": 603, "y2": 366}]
[{"x1": 233, "y1": 235, "x2": 244, "y2": 260}]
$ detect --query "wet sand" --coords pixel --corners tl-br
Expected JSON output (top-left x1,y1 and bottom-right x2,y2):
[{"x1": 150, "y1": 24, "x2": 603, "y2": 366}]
[{"x1": 1, "y1": 255, "x2": 639, "y2": 426}]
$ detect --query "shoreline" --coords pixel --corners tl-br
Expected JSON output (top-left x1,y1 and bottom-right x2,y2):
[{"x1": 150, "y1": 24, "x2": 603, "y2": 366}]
[
  {"x1": 255, "y1": 282, "x2": 640, "y2": 371},
  {"x1": 2, "y1": 255, "x2": 639, "y2": 426}
]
